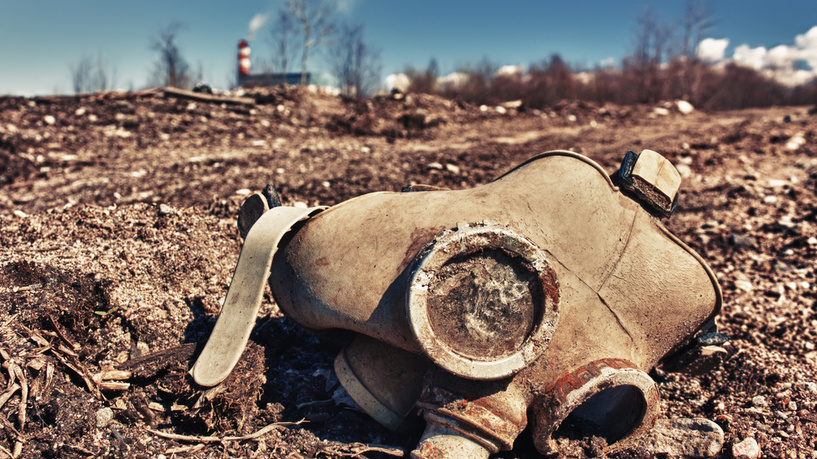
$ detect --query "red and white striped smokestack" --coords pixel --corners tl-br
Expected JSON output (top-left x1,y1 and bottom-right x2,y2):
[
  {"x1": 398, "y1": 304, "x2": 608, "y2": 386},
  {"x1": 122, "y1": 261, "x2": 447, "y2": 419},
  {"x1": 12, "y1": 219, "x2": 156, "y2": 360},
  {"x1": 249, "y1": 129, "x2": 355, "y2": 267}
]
[{"x1": 238, "y1": 40, "x2": 251, "y2": 76}]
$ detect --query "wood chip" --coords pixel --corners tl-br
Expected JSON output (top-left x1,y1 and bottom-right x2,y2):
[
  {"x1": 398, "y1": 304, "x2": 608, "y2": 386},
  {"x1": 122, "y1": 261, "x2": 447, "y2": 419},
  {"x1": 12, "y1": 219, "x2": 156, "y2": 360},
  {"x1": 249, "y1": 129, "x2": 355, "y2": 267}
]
[
  {"x1": 163, "y1": 87, "x2": 255, "y2": 106},
  {"x1": 146, "y1": 419, "x2": 305, "y2": 443},
  {"x1": 93, "y1": 368, "x2": 132, "y2": 382},
  {"x1": 48, "y1": 315, "x2": 80, "y2": 351},
  {"x1": 50, "y1": 350, "x2": 104, "y2": 400},
  {"x1": 165, "y1": 444, "x2": 205, "y2": 455},
  {"x1": 97, "y1": 381, "x2": 130, "y2": 391},
  {"x1": 117, "y1": 342, "x2": 196, "y2": 378},
  {"x1": 0, "y1": 384, "x2": 20, "y2": 410}
]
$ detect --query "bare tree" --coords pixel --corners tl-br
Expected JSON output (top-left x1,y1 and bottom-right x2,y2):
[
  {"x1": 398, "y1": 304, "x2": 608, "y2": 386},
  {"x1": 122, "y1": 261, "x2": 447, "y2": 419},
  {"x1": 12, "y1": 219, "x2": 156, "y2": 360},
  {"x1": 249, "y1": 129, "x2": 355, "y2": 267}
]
[
  {"x1": 268, "y1": 8, "x2": 299, "y2": 74},
  {"x1": 149, "y1": 22, "x2": 192, "y2": 89},
  {"x1": 679, "y1": 0, "x2": 716, "y2": 101},
  {"x1": 70, "y1": 54, "x2": 94, "y2": 94},
  {"x1": 628, "y1": 7, "x2": 673, "y2": 103},
  {"x1": 70, "y1": 51, "x2": 116, "y2": 94},
  {"x1": 284, "y1": 0, "x2": 337, "y2": 85},
  {"x1": 329, "y1": 23, "x2": 381, "y2": 97}
]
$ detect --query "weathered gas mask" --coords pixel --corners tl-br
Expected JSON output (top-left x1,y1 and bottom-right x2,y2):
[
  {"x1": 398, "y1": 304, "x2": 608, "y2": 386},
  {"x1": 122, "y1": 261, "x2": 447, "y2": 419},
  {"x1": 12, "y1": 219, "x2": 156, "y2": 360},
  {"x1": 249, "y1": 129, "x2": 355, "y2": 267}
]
[{"x1": 191, "y1": 150, "x2": 722, "y2": 458}]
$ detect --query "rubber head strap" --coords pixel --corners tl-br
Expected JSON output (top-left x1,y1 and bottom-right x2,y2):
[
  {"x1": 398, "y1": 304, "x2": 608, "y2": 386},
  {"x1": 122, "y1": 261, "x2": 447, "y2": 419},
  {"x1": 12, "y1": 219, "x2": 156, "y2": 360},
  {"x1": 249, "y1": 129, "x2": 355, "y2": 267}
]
[{"x1": 191, "y1": 206, "x2": 325, "y2": 387}]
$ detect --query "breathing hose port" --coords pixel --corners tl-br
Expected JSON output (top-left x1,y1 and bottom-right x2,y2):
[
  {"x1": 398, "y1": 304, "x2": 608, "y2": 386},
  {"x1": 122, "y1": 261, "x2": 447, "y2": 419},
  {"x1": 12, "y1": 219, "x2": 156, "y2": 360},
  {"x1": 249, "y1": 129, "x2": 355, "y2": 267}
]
[{"x1": 532, "y1": 359, "x2": 660, "y2": 456}]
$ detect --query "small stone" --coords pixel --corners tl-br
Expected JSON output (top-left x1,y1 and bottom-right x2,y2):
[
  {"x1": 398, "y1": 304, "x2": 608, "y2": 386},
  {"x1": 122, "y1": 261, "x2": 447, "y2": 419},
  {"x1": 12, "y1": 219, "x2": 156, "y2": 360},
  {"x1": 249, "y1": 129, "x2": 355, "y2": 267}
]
[
  {"x1": 636, "y1": 418, "x2": 724, "y2": 457},
  {"x1": 729, "y1": 233, "x2": 757, "y2": 249},
  {"x1": 735, "y1": 279, "x2": 754, "y2": 292},
  {"x1": 787, "y1": 401, "x2": 797, "y2": 411},
  {"x1": 96, "y1": 407, "x2": 114, "y2": 428},
  {"x1": 426, "y1": 162, "x2": 443, "y2": 170},
  {"x1": 75, "y1": 107, "x2": 87, "y2": 116},
  {"x1": 676, "y1": 100, "x2": 694, "y2": 114},
  {"x1": 445, "y1": 164, "x2": 461, "y2": 174},
  {"x1": 676, "y1": 163, "x2": 692, "y2": 179},
  {"x1": 797, "y1": 381, "x2": 817, "y2": 393},
  {"x1": 751, "y1": 395, "x2": 767, "y2": 407},
  {"x1": 43, "y1": 115, "x2": 56, "y2": 125},
  {"x1": 732, "y1": 437, "x2": 760, "y2": 459},
  {"x1": 785, "y1": 134, "x2": 805, "y2": 151},
  {"x1": 158, "y1": 204, "x2": 176, "y2": 216}
]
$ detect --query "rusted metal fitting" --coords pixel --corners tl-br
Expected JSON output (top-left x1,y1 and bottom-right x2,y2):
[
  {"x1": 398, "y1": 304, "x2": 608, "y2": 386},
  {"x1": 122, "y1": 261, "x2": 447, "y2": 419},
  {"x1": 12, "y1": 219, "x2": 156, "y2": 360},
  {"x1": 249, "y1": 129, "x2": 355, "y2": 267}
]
[
  {"x1": 192, "y1": 149, "x2": 722, "y2": 458},
  {"x1": 413, "y1": 385, "x2": 526, "y2": 455}
]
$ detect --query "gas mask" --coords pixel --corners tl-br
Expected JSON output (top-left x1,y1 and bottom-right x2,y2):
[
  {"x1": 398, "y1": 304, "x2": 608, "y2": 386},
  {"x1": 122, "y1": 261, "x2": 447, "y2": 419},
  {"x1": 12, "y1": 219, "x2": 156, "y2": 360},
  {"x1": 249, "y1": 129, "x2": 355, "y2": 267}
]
[{"x1": 191, "y1": 150, "x2": 722, "y2": 458}]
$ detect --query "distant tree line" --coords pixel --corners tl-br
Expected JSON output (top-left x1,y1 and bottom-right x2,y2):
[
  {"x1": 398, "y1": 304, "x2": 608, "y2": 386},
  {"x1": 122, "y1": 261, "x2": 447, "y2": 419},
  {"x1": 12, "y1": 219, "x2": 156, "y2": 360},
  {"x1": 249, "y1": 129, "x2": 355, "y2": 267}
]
[
  {"x1": 401, "y1": 55, "x2": 817, "y2": 111},
  {"x1": 401, "y1": 2, "x2": 817, "y2": 111}
]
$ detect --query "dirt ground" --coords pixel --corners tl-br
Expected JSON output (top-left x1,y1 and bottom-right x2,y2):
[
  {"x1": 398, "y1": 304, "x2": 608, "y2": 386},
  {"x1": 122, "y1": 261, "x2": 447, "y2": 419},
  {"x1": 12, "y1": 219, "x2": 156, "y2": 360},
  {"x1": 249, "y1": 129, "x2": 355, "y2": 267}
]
[{"x1": 1, "y1": 86, "x2": 816, "y2": 458}]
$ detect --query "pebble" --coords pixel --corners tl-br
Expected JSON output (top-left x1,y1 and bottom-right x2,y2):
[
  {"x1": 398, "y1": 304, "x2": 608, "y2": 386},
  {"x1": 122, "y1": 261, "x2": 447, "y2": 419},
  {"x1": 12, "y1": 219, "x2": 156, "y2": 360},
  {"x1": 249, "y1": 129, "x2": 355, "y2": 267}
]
[
  {"x1": 43, "y1": 115, "x2": 56, "y2": 125},
  {"x1": 785, "y1": 134, "x2": 805, "y2": 151},
  {"x1": 796, "y1": 381, "x2": 817, "y2": 393},
  {"x1": 676, "y1": 100, "x2": 694, "y2": 114},
  {"x1": 636, "y1": 418, "x2": 724, "y2": 457},
  {"x1": 158, "y1": 204, "x2": 176, "y2": 216},
  {"x1": 735, "y1": 279, "x2": 754, "y2": 292},
  {"x1": 729, "y1": 233, "x2": 757, "y2": 249},
  {"x1": 426, "y1": 162, "x2": 443, "y2": 170},
  {"x1": 732, "y1": 437, "x2": 760, "y2": 459},
  {"x1": 751, "y1": 395, "x2": 767, "y2": 407},
  {"x1": 96, "y1": 407, "x2": 114, "y2": 428}
]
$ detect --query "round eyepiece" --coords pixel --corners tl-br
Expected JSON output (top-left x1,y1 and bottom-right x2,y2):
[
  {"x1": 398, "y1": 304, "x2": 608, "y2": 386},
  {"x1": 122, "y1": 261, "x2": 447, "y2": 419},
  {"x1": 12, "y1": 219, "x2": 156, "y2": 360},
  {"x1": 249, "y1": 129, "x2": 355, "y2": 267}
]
[{"x1": 406, "y1": 223, "x2": 560, "y2": 380}]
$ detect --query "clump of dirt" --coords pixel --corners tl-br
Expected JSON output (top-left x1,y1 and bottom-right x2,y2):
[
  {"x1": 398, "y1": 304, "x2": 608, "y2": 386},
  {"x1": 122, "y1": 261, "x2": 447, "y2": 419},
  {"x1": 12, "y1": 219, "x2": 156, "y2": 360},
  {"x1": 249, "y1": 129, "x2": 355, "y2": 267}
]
[{"x1": 1, "y1": 87, "x2": 816, "y2": 458}]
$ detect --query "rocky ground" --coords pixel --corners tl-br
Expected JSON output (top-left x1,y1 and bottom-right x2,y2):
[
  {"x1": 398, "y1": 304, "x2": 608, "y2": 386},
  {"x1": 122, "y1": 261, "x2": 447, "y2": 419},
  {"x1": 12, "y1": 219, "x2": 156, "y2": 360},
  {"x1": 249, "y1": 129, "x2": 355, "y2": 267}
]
[{"x1": 0, "y1": 86, "x2": 816, "y2": 458}]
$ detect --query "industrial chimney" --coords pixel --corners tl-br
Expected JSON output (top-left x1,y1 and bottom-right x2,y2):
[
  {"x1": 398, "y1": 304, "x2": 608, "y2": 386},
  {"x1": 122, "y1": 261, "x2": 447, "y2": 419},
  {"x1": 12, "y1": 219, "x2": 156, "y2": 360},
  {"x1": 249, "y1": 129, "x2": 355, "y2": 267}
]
[{"x1": 238, "y1": 40, "x2": 251, "y2": 83}]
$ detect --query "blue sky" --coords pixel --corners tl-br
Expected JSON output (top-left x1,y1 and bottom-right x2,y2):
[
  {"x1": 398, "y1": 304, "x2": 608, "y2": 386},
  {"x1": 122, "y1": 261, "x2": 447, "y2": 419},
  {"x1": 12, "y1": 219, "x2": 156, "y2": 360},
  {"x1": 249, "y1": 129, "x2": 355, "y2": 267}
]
[{"x1": 1, "y1": 0, "x2": 816, "y2": 95}]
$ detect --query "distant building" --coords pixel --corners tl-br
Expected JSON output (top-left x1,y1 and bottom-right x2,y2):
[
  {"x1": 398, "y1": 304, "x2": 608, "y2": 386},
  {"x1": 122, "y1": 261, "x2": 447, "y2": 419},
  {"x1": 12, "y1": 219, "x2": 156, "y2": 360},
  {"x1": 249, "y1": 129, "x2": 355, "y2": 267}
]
[{"x1": 236, "y1": 40, "x2": 338, "y2": 88}]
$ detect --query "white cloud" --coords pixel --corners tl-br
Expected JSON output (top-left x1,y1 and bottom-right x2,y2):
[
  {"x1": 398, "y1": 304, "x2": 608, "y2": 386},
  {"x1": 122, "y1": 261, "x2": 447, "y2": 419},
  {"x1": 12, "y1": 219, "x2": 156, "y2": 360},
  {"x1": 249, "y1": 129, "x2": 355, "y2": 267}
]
[
  {"x1": 697, "y1": 38, "x2": 729, "y2": 63},
  {"x1": 437, "y1": 72, "x2": 469, "y2": 88},
  {"x1": 599, "y1": 57, "x2": 615, "y2": 68},
  {"x1": 385, "y1": 73, "x2": 410, "y2": 93},
  {"x1": 795, "y1": 26, "x2": 817, "y2": 49},
  {"x1": 727, "y1": 25, "x2": 817, "y2": 85},
  {"x1": 795, "y1": 26, "x2": 817, "y2": 70},
  {"x1": 495, "y1": 65, "x2": 523, "y2": 77},
  {"x1": 246, "y1": 12, "x2": 270, "y2": 41},
  {"x1": 733, "y1": 44, "x2": 768, "y2": 71}
]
